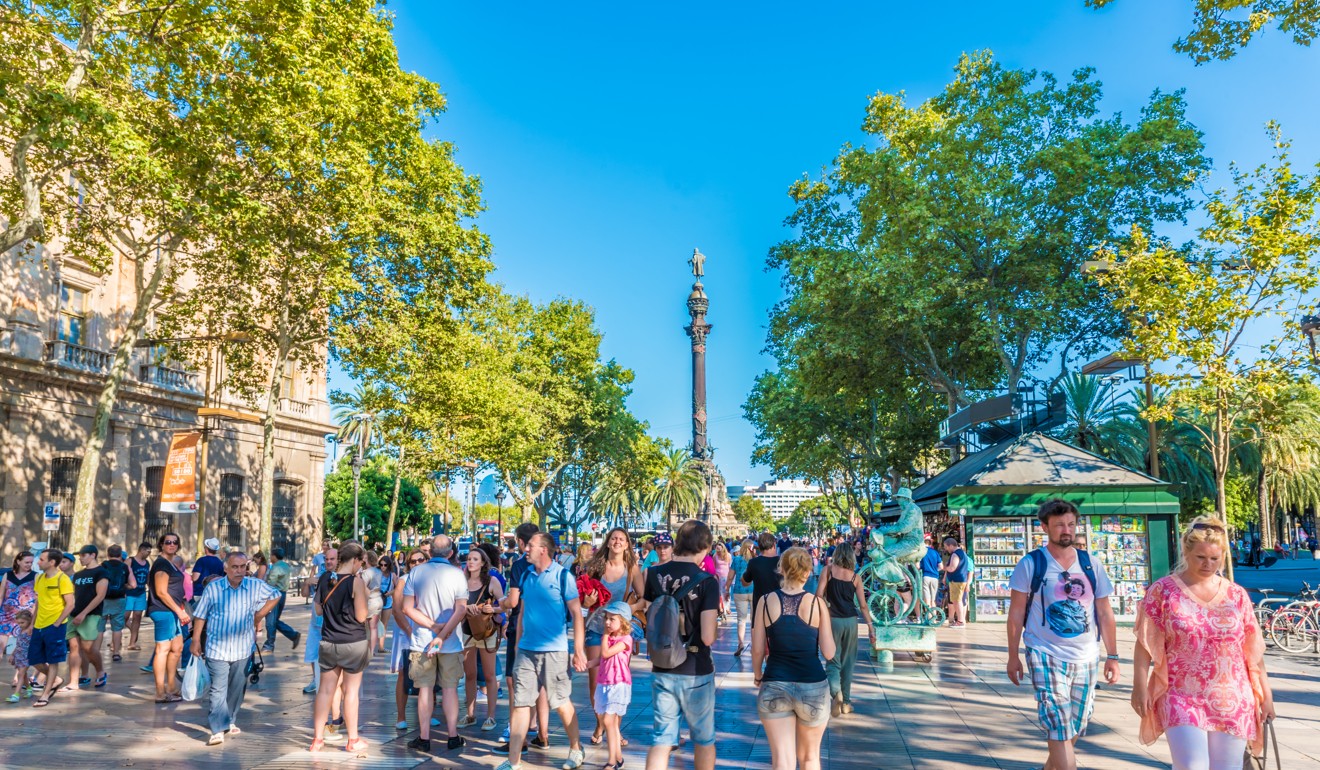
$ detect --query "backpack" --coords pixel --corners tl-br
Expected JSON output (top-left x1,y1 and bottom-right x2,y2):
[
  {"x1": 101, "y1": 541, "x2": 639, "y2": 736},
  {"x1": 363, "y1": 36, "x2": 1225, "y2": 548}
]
[
  {"x1": 1024, "y1": 548, "x2": 1099, "y2": 639},
  {"x1": 645, "y1": 571, "x2": 711, "y2": 669},
  {"x1": 104, "y1": 561, "x2": 129, "y2": 600}
]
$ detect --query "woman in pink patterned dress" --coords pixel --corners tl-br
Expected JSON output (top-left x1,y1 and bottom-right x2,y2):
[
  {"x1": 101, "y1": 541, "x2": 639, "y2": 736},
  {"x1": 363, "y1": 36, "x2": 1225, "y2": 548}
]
[{"x1": 1131, "y1": 517, "x2": 1276, "y2": 770}]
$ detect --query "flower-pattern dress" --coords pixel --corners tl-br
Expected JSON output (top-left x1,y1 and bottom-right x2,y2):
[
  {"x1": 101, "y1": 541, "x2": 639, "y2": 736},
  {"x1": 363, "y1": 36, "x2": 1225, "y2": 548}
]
[
  {"x1": 1134, "y1": 575, "x2": 1265, "y2": 755},
  {"x1": 0, "y1": 573, "x2": 36, "y2": 636}
]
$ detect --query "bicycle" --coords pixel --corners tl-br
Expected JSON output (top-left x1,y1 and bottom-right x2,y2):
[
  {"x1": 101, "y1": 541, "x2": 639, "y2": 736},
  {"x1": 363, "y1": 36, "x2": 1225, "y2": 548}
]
[
  {"x1": 1255, "y1": 582, "x2": 1315, "y2": 642},
  {"x1": 1268, "y1": 591, "x2": 1320, "y2": 654}
]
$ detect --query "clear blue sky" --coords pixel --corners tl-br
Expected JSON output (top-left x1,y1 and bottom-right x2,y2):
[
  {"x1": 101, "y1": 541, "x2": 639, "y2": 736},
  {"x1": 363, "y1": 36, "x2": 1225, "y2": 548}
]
[{"x1": 329, "y1": 0, "x2": 1320, "y2": 486}]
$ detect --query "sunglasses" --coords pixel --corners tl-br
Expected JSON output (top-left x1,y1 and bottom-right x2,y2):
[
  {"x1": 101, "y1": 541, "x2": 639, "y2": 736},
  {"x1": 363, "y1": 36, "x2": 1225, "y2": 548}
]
[
  {"x1": 1192, "y1": 522, "x2": 1226, "y2": 532},
  {"x1": 162, "y1": 539, "x2": 180, "y2": 546},
  {"x1": 408, "y1": 558, "x2": 426, "y2": 565}
]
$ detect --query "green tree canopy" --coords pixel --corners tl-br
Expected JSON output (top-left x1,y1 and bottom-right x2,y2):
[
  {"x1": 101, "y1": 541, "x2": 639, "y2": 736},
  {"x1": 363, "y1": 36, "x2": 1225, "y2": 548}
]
[
  {"x1": 1088, "y1": 0, "x2": 1320, "y2": 63},
  {"x1": 731, "y1": 495, "x2": 773, "y2": 535},
  {"x1": 324, "y1": 457, "x2": 427, "y2": 547}
]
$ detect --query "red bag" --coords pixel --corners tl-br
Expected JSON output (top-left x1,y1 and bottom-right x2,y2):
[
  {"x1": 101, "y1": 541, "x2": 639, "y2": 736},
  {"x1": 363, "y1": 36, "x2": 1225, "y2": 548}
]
[{"x1": 576, "y1": 574, "x2": 611, "y2": 610}]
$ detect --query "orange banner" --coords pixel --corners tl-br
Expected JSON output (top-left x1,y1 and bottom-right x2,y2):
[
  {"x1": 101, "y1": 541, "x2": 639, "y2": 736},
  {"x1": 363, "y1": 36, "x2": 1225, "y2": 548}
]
[{"x1": 160, "y1": 431, "x2": 201, "y2": 514}]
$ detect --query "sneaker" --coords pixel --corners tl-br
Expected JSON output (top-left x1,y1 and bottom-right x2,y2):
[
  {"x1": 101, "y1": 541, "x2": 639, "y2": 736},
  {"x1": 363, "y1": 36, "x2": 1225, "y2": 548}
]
[
  {"x1": 496, "y1": 741, "x2": 531, "y2": 753},
  {"x1": 291, "y1": 632, "x2": 302, "y2": 650},
  {"x1": 531, "y1": 736, "x2": 550, "y2": 750},
  {"x1": 447, "y1": 735, "x2": 465, "y2": 751},
  {"x1": 395, "y1": 720, "x2": 408, "y2": 730},
  {"x1": 562, "y1": 747, "x2": 586, "y2": 770},
  {"x1": 500, "y1": 725, "x2": 510, "y2": 742},
  {"x1": 406, "y1": 737, "x2": 431, "y2": 752},
  {"x1": 140, "y1": 665, "x2": 154, "y2": 673},
  {"x1": 430, "y1": 717, "x2": 441, "y2": 727},
  {"x1": 302, "y1": 682, "x2": 317, "y2": 694},
  {"x1": 6, "y1": 694, "x2": 18, "y2": 703},
  {"x1": 207, "y1": 733, "x2": 224, "y2": 746},
  {"x1": 482, "y1": 717, "x2": 498, "y2": 731},
  {"x1": 494, "y1": 762, "x2": 522, "y2": 770},
  {"x1": 458, "y1": 714, "x2": 476, "y2": 727}
]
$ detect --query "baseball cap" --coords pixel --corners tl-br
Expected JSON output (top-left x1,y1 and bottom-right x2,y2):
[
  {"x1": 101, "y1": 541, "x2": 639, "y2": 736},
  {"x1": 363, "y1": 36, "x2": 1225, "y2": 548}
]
[
  {"x1": 61, "y1": 552, "x2": 74, "y2": 563},
  {"x1": 654, "y1": 533, "x2": 673, "y2": 547},
  {"x1": 77, "y1": 544, "x2": 98, "y2": 556},
  {"x1": 204, "y1": 537, "x2": 221, "y2": 551},
  {"x1": 604, "y1": 600, "x2": 633, "y2": 621}
]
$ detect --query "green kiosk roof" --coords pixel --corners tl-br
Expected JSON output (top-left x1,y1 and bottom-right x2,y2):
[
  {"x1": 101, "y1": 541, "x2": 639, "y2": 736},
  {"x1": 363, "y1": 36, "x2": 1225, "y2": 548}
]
[{"x1": 909, "y1": 433, "x2": 1181, "y2": 517}]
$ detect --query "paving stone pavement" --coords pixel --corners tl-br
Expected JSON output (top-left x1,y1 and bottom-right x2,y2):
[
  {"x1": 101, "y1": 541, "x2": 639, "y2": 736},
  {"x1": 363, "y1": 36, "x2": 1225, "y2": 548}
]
[{"x1": 0, "y1": 602, "x2": 1317, "y2": 769}]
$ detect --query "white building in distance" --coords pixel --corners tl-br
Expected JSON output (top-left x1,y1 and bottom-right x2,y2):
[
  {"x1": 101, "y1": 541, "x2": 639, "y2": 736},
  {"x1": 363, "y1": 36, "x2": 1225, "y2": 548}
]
[{"x1": 741, "y1": 479, "x2": 823, "y2": 520}]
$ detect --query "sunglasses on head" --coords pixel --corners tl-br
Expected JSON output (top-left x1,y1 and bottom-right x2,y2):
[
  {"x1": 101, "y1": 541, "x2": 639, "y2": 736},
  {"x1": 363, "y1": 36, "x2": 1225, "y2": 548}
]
[{"x1": 1192, "y1": 522, "x2": 1225, "y2": 532}]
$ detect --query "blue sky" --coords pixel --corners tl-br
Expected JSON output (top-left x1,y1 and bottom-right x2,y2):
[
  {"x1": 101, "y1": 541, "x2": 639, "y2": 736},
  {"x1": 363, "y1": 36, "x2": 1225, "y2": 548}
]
[{"x1": 329, "y1": 0, "x2": 1320, "y2": 486}]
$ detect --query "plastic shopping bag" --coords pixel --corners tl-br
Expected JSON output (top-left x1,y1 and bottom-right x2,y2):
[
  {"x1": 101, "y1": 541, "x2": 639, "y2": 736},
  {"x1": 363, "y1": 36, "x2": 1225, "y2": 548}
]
[{"x1": 181, "y1": 656, "x2": 210, "y2": 701}]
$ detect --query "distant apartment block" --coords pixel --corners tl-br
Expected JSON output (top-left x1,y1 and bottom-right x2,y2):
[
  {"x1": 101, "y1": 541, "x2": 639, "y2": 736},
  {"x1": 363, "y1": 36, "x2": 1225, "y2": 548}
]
[{"x1": 741, "y1": 479, "x2": 824, "y2": 520}]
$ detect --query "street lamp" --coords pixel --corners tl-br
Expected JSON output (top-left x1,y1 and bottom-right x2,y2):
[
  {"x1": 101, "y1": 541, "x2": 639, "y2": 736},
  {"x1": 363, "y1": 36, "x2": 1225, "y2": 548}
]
[
  {"x1": 1302, "y1": 315, "x2": 1319, "y2": 364},
  {"x1": 495, "y1": 488, "x2": 506, "y2": 547},
  {"x1": 349, "y1": 412, "x2": 375, "y2": 543}
]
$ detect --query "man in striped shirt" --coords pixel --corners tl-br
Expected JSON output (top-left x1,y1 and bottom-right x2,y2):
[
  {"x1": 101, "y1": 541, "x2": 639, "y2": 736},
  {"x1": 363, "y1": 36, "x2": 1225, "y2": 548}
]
[{"x1": 191, "y1": 551, "x2": 280, "y2": 746}]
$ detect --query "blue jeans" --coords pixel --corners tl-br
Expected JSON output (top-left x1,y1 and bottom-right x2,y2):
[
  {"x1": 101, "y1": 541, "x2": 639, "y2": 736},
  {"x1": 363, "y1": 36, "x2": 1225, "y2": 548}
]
[
  {"x1": 204, "y1": 657, "x2": 249, "y2": 735},
  {"x1": 651, "y1": 672, "x2": 715, "y2": 747},
  {"x1": 263, "y1": 592, "x2": 298, "y2": 650}
]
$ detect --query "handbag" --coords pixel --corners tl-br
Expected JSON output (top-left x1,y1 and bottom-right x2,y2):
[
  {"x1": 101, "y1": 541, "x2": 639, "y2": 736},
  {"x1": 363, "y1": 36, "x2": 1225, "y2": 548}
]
[{"x1": 1243, "y1": 718, "x2": 1281, "y2": 770}]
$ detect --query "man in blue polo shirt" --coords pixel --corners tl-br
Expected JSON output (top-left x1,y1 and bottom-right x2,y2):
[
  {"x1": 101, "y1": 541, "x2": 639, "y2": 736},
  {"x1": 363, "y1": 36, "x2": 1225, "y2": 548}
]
[{"x1": 498, "y1": 532, "x2": 587, "y2": 770}]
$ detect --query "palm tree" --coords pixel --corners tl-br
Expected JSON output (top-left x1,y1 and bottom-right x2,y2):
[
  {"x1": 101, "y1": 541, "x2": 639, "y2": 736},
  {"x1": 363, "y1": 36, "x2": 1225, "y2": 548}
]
[
  {"x1": 1095, "y1": 386, "x2": 1216, "y2": 501},
  {"x1": 591, "y1": 470, "x2": 632, "y2": 529},
  {"x1": 332, "y1": 382, "x2": 385, "y2": 454},
  {"x1": 1242, "y1": 381, "x2": 1320, "y2": 548},
  {"x1": 1056, "y1": 373, "x2": 1118, "y2": 451},
  {"x1": 650, "y1": 448, "x2": 705, "y2": 532}
]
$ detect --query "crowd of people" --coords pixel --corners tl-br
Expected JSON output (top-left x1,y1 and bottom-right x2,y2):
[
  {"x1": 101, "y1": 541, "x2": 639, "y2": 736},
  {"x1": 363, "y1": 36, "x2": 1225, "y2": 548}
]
[{"x1": 0, "y1": 505, "x2": 1280, "y2": 770}]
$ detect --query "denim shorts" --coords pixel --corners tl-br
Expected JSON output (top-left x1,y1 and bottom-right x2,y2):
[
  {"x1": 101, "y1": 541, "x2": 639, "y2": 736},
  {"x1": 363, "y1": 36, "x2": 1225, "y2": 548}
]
[
  {"x1": 584, "y1": 630, "x2": 603, "y2": 648},
  {"x1": 756, "y1": 679, "x2": 830, "y2": 727},
  {"x1": 652, "y1": 672, "x2": 715, "y2": 747},
  {"x1": 149, "y1": 611, "x2": 181, "y2": 642},
  {"x1": 102, "y1": 598, "x2": 127, "y2": 632},
  {"x1": 125, "y1": 594, "x2": 147, "y2": 613}
]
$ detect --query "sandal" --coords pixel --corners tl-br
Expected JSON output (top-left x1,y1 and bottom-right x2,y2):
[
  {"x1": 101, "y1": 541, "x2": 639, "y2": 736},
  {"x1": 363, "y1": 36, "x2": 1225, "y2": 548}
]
[
  {"x1": 32, "y1": 698, "x2": 50, "y2": 708},
  {"x1": 308, "y1": 739, "x2": 325, "y2": 753},
  {"x1": 345, "y1": 737, "x2": 369, "y2": 752},
  {"x1": 112, "y1": 654, "x2": 122, "y2": 662},
  {"x1": 590, "y1": 732, "x2": 603, "y2": 746},
  {"x1": 94, "y1": 673, "x2": 107, "y2": 688}
]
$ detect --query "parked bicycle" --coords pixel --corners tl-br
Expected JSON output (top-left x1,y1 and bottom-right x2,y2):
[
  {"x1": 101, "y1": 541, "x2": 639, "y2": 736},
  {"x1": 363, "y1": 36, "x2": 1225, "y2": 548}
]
[
  {"x1": 1267, "y1": 583, "x2": 1320, "y2": 654},
  {"x1": 1255, "y1": 582, "x2": 1315, "y2": 643}
]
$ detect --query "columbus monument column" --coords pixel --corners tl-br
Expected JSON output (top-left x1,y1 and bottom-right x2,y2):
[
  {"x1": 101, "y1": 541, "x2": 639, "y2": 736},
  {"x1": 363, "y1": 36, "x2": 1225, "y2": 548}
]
[{"x1": 683, "y1": 249, "x2": 736, "y2": 535}]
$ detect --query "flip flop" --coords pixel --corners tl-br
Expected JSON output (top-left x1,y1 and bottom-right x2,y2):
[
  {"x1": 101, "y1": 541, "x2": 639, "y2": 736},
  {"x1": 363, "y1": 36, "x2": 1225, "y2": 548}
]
[
  {"x1": 94, "y1": 674, "x2": 107, "y2": 688},
  {"x1": 344, "y1": 737, "x2": 369, "y2": 752},
  {"x1": 112, "y1": 654, "x2": 122, "y2": 662},
  {"x1": 32, "y1": 698, "x2": 49, "y2": 708}
]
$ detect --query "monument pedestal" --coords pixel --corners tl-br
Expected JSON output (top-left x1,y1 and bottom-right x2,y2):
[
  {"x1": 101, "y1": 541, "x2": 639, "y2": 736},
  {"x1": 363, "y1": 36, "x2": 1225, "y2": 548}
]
[{"x1": 869, "y1": 624, "x2": 937, "y2": 663}]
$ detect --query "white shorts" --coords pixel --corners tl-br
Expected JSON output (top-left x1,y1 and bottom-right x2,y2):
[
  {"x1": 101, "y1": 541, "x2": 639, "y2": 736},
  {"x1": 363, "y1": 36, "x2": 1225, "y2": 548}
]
[{"x1": 594, "y1": 682, "x2": 632, "y2": 716}]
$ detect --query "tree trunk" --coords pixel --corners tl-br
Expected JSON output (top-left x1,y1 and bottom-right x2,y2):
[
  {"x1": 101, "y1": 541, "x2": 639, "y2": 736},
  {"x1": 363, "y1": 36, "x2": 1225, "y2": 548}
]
[
  {"x1": 385, "y1": 444, "x2": 404, "y2": 552},
  {"x1": 1257, "y1": 467, "x2": 1273, "y2": 550},
  {"x1": 69, "y1": 250, "x2": 172, "y2": 547},
  {"x1": 257, "y1": 318, "x2": 292, "y2": 557}
]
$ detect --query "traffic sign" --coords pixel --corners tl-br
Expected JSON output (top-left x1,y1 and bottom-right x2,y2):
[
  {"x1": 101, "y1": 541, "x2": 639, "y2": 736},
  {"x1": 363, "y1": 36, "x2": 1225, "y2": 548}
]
[{"x1": 42, "y1": 502, "x2": 61, "y2": 532}]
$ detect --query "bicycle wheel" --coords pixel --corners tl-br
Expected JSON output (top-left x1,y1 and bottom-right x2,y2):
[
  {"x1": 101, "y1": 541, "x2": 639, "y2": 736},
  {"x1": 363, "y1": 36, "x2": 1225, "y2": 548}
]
[
  {"x1": 1254, "y1": 607, "x2": 1275, "y2": 643},
  {"x1": 1269, "y1": 610, "x2": 1317, "y2": 653}
]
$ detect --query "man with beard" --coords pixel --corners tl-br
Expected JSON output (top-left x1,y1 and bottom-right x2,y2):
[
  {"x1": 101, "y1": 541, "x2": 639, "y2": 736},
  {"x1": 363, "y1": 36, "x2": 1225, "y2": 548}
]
[{"x1": 1006, "y1": 499, "x2": 1120, "y2": 770}]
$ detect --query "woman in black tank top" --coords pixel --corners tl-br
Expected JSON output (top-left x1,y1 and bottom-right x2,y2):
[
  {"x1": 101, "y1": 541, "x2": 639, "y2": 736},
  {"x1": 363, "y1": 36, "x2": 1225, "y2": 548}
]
[
  {"x1": 752, "y1": 547, "x2": 836, "y2": 769},
  {"x1": 815, "y1": 543, "x2": 873, "y2": 716}
]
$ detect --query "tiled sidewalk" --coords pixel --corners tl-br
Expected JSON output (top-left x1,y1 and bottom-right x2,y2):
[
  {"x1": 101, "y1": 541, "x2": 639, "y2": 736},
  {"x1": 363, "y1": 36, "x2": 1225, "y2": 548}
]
[{"x1": 0, "y1": 604, "x2": 1317, "y2": 769}]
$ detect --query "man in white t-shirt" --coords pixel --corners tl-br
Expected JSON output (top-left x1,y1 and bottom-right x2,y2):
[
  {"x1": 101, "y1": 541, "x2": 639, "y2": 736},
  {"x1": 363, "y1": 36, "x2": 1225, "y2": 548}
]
[
  {"x1": 1006, "y1": 499, "x2": 1120, "y2": 770},
  {"x1": 403, "y1": 535, "x2": 469, "y2": 753}
]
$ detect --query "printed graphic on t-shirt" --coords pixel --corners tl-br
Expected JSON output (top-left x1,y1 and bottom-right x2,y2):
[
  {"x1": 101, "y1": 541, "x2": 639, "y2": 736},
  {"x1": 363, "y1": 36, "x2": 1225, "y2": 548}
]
[{"x1": 1045, "y1": 572, "x2": 1093, "y2": 638}]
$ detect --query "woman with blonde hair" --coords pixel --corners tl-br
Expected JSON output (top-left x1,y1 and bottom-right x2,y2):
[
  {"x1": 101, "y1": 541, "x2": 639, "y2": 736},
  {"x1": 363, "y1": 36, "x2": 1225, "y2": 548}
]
[
  {"x1": 752, "y1": 546, "x2": 835, "y2": 770},
  {"x1": 1132, "y1": 517, "x2": 1276, "y2": 770},
  {"x1": 729, "y1": 539, "x2": 755, "y2": 655}
]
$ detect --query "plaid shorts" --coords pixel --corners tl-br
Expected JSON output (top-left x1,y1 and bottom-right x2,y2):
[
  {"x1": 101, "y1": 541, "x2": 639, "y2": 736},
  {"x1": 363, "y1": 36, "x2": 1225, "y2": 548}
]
[{"x1": 1025, "y1": 648, "x2": 1099, "y2": 742}]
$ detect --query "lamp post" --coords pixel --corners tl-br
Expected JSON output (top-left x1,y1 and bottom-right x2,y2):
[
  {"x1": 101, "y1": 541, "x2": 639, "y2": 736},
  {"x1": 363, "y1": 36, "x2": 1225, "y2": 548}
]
[
  {"x1": 349, "y1": 412, "x2": 374, "y2": 543},
  {"x1": 430, "y1": 471, "x2": 448, "y2": 536},
  {"x1": 1303, "y1": 315, "x2": 1319, "y2": 364},
  {"x1": 495, "y1": 488, "x2": 506, "y2": 547}
]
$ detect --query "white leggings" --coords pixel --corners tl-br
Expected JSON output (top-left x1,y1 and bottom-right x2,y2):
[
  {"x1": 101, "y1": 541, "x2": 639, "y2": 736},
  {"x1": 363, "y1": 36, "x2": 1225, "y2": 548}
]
[{"x1": 1165, "y1": 725, "x2": 1247, "y2": 770}]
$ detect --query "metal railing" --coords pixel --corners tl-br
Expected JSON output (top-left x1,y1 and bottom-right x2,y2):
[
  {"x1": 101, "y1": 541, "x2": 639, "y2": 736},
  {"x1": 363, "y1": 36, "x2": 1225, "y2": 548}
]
[{"x1": 44, "y1": 340, "x2": 113, "y2": 374}]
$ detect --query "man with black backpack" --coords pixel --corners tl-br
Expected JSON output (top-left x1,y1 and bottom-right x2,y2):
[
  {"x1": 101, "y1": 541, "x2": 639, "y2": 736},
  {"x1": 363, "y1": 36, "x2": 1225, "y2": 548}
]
[
  {"x1": 1006, "y1": 499, "x2": 1121, "y2": 770},
  {"x1": 101, "y1": 544, "x2": 135, "y2": 662},
  {"x1": 642, "y1": 519, "x2": 720, "y2": 770}
]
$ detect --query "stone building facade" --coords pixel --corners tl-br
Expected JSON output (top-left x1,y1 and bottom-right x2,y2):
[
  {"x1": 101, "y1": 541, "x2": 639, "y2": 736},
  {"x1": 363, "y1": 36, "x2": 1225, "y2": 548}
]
[{"x1": 0, "y1": 239, "x2": 334, "y2": 566}]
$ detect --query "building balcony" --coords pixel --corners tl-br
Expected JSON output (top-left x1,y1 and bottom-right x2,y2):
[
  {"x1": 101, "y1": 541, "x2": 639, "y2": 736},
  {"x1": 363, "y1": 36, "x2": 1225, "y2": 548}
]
[
  {"x1": 45, "y1": 340, "x2": 113, "y2": 374},
  {"x1": 138, "y1": 363, "x2": 202, "y2": 395},
  {"x1": 278, "y1": 397, "x2": 314, "y2": 418}
]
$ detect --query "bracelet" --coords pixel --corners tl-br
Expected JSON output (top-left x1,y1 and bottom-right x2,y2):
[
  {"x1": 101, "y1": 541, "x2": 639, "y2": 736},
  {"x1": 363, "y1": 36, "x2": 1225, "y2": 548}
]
[{"x1": 1106, "y1": 654, "x2": 1120, "y2": 661}]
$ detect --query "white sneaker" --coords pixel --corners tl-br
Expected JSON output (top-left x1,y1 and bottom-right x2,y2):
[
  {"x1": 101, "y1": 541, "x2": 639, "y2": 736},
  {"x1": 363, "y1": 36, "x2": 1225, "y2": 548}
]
[
  {"x1": 482, "y1": 717, "x2": 498, "y2": 731},
  {"x1": 562, "y1": 747, "x2": 586, "y2": 770}
]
